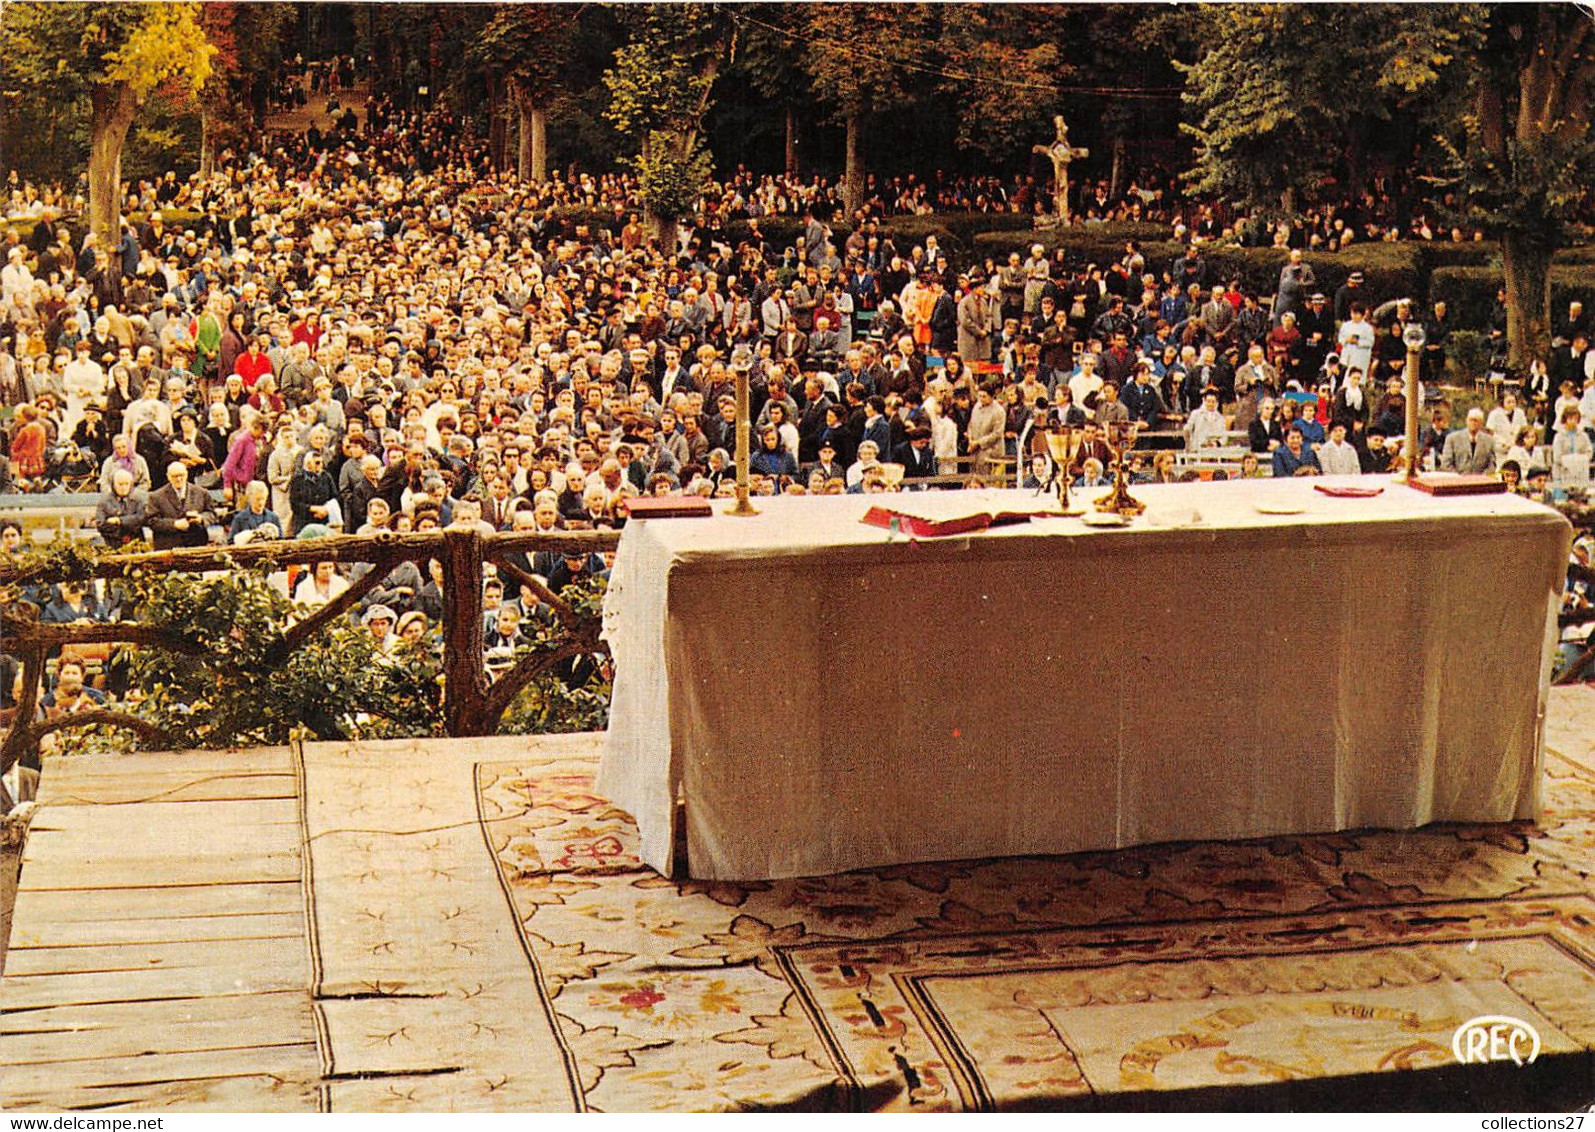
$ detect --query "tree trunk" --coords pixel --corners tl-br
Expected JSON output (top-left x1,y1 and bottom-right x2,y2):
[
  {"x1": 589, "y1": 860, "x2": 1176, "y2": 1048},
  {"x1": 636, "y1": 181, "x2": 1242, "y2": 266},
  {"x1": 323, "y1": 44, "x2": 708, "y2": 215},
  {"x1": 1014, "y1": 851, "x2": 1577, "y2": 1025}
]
[
  {"x1": 1344, "y1": 120, "x2": 1366, "y2": 204},
  {"x1": 529, "y1": 104, "x2": 547, "y2": 183},
  {"x1": 651, "y1": 214, "x2": 680, "y2": 260},
  {"x1": 88, "y1": 83, "x2": 138, "y2": 249},
  {"x1": 784, "y1": 106, "x2": 798, "y2": 177},
  {"x1": 510, "y1": 80, "x2": 547, "y2": 183},
  {"x1": 487, "y1": 72, "x2": 507, "y2": 173},
  {"x1": 199, "y1": 103, "x2": 215, "y2": 179},
  {"x1": 1109, "y1": 137, "x2": 1126, "y2": 201},
  {"x1": 440, "y1": 527, "x2": 490, "y2": 736},
  {"x1": 842, "y1": 112, "x2": 864, "y2": 219},
  {"x1": 1502, "y1": 233, "x2": 1553, "y2": 372}
]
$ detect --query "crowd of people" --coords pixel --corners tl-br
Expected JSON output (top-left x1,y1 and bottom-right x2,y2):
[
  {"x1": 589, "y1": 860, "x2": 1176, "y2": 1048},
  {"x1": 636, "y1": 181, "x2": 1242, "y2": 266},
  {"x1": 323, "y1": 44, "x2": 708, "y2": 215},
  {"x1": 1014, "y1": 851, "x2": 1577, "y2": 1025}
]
[{"x1": 0, "y1": 58, "x2": 1592, "y2": 738}]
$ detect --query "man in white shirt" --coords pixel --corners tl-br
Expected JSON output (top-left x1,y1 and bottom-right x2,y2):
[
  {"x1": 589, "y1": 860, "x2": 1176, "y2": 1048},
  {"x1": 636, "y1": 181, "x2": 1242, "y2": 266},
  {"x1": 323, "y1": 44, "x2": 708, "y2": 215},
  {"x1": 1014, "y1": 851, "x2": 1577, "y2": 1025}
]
[
  {"x1": 1317, "y1": 420, "x2": 1362, "y2": 475},
  {"x1": 1068, "y1": 353, "x2": 1104, "y2": 417}
]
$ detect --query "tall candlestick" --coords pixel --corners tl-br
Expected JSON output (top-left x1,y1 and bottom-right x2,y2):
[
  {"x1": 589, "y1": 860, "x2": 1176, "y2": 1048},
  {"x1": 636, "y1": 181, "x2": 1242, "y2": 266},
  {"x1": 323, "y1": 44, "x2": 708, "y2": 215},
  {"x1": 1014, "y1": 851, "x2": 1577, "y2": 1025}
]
[
  {"x1": 729, "y1": 365, "x2": 759, "y2": 516},
  {"x1": 1399, "y1": 322, "x2": 1428, "y2": 483}
]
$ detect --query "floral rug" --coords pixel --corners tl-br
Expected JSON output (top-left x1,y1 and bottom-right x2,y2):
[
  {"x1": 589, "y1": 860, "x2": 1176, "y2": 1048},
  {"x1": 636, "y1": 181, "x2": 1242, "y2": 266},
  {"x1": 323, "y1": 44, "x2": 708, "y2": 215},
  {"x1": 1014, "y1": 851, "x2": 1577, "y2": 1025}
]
[{"x1": 461, "y1": 691, "x2": 1595, "y2": 1111}]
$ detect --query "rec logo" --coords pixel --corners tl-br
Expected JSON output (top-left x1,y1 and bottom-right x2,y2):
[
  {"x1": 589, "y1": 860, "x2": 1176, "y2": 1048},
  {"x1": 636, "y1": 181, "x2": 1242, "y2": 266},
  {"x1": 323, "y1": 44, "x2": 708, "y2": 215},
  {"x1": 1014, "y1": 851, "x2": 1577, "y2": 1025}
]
[{"x1": 1452, "y1": 1015, "x2": 1542, "y2": 1066}]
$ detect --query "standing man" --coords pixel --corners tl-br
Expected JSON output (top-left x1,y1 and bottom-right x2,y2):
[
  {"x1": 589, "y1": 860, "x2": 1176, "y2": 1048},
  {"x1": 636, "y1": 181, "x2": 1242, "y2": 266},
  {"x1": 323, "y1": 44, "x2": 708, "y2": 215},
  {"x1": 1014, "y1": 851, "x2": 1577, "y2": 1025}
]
[{"x1": 1275, "y1": 250, "x2": 1315, "y2": 325}]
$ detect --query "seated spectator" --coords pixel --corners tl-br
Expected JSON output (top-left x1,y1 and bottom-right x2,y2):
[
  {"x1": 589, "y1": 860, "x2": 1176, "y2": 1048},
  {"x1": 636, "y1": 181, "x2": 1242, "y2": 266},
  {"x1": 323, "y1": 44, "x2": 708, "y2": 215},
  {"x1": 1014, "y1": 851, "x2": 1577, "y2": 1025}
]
[
  {"x1": 94, "y1": 467, "x2": 146, "y2": 547},
  {"x1": 145, "y1": 460, "x2": 218, "y2": 550},
  {"x1": 292, "y1": 560, "x2": 349, "y2": 610},
  {"x1": 98, "y1": 432, "x2": 151, "y2": 496},
  {"x1": 41, "y1": 580, "x2": 106, "y2": 624},
  {"x1": 228, "y1": 480, "x2": 284, "y2": 544},
  {"x1": 40, "y1": 659, "x2": 106, "y2": 715},
  {"x1": 1073, "y1": 457, "x2": 1111, "y2": 488},
  {"x1": 1317, "y1": 420, "x2": 1362, "y2": 476},
  {"x1": 1271, "y1": 426, "x2": 1321, "y2": 476}
]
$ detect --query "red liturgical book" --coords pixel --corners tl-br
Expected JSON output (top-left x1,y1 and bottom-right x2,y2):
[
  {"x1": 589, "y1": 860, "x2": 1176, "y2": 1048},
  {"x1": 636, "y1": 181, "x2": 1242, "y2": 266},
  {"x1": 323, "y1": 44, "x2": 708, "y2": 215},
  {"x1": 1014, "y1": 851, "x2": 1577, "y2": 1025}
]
[
  {"x1": 1406, "y1": 474, "x2": 1506, "y2": 497},
  {"x1": 1314, "y1": 484, "x2": 1385, "y2": 498},
  {"x1": 621, "y1": 496, "x2": 714, "y2": 519},
  {"x1": 860, "y1": 505, "x2": 1044, "y2": 538}
]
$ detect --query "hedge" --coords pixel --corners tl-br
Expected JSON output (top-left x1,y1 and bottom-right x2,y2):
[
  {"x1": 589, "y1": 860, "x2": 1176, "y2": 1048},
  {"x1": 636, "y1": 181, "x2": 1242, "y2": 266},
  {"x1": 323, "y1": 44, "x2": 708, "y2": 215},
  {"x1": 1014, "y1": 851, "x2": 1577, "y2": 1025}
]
[{"x1": 1429, "y1": 264, "x2": 1595, "y2": 330}]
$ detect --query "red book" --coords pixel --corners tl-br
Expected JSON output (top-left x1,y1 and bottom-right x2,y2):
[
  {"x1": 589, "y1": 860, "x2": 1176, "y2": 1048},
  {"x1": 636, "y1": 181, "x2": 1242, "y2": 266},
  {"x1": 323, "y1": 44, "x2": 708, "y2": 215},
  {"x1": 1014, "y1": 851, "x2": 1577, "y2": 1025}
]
[
  {"x1": 1406, "y1": 474, "x2": 1506, "y2": 497},
  {"x1": 621, "y1": 496, "x2": 714, "y2": 519},
  {"x1": 1314, "y1": 484, "x2": 1385, "y2": 498},
  {"x1": 860, "y1": 505, "x2": 1044, "y2": 538}
]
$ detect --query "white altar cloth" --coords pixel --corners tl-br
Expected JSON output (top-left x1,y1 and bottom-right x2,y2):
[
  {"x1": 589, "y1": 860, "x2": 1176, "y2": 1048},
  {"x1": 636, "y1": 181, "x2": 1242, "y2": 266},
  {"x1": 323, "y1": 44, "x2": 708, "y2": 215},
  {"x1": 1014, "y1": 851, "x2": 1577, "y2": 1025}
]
[{"x1": 598, "y1": 479, "x2": 1572, "y2": 880}]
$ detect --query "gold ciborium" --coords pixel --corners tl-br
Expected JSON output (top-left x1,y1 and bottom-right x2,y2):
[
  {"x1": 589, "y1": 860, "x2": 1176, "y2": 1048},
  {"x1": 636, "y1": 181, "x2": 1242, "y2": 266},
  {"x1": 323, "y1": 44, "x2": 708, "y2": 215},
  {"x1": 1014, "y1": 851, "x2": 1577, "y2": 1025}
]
[{"x1": 1095, "y1": 420, "x2": 1146, "y2": 516}]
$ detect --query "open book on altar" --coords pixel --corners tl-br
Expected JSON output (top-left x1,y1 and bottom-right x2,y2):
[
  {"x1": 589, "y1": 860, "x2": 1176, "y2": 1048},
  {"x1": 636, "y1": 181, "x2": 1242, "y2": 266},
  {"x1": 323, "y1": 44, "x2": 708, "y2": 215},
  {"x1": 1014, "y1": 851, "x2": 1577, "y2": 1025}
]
[{"x1": 860, "y1": 493, "x2": 1057, "y2": 538}]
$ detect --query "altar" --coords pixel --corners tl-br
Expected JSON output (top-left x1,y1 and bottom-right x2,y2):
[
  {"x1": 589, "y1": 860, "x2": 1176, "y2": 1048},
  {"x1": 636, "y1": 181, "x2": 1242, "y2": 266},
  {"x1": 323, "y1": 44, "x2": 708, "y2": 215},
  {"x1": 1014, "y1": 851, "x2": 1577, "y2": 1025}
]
[{"x1": 598, "y1": 480, "x2": 1572, "y2": 880}]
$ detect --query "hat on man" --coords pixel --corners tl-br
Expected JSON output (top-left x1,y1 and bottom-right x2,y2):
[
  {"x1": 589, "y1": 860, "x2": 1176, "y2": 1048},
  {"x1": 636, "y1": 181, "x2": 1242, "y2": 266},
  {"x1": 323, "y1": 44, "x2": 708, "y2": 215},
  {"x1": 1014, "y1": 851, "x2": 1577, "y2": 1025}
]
[
  {"x1": 1348, "y1": 272, "x2": 1364, "y2": 284},
  {"x1": 363, "y1": 604, "x2": 397, "y2": 626}
]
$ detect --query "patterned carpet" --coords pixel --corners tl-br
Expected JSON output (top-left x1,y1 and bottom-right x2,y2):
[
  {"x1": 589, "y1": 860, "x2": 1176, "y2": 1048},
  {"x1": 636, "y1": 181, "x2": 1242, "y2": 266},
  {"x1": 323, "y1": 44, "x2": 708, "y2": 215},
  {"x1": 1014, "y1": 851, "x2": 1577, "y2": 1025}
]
[{"x1": 466, "y1": 689, "x2": 1595, "y2": 1111}]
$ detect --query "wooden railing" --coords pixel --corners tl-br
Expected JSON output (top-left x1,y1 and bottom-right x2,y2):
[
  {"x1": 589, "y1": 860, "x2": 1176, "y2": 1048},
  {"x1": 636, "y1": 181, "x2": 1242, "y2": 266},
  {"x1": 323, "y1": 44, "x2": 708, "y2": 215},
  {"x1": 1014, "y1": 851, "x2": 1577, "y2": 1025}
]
[{"x1": 0, "y1": 528, "x2": 622, "y2": 807}]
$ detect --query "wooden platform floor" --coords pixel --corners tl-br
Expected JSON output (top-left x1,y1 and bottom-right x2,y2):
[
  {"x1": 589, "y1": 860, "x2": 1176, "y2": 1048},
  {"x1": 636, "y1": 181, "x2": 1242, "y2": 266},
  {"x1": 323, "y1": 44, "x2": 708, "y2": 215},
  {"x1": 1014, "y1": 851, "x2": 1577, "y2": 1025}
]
[{"x1": 3, "y1": 692, "x2": 1594, "y2": 1112}]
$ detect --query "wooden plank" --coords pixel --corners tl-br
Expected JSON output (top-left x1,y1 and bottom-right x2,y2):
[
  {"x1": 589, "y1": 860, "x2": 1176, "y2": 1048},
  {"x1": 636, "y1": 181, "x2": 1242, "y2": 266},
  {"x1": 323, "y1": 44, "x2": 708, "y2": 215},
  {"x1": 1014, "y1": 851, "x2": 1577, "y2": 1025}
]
[
  {"x1": 0, "y1": 958, "x2": 308, "y2": 1010},
  {"x1": 37, "y1": 772, "x2": 298, "y2": 806},
  {"x1": 10, "y1": 881, "x2": 301, "y2": 924},
  {"x1": 28, "y1": 798, "x2": 299, "y2": 835},
  {"x1": 1, "y1": 1042, "x2": 321, "y2": 1094},
  {"x1": 1, "y1": 989, "x2": 309, "y2": 1035},
  {"x1": 8, "y1": 911, "x2": 302, "y2": 950},
  {"x1": 3, "y1": 1073, "x2": 321, "y2": 1113},
  {"x1": 3, "y1": 935, "x2": 303, "y2": 978},
  {"x1": 0, "y1": 992, "x2": 317, "y2": 1063},
  {"x1": 20, "y1": 849, "x2": 300, "y2": 891},
  {"x1": 40, "y1": 748, "x2": 295, "y2": 780}
]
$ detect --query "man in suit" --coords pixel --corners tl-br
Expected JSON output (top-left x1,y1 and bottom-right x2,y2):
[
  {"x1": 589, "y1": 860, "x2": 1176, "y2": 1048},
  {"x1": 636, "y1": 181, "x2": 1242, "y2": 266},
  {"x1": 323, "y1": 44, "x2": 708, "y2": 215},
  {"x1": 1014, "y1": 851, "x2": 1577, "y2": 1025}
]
[
  {"x1": 1440, "y1": 408, "x2": 1498, "y2": 474},
  {"x1": 145, "y1": 460, "x2": 218, "y2": 549},
  {"x1": 893, "y1": 427, "x2": 938, "y2": 487},
  {"x1": 810, "y1": 440, "x2": 848, "y2": 486}
]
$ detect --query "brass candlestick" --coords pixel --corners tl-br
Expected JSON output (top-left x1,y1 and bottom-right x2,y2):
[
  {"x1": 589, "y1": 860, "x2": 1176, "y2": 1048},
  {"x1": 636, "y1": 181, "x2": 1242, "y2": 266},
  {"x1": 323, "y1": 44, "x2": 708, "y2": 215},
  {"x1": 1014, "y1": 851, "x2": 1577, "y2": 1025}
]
[
  {"x1": 1095, "y1": 420, "x2": 1146, "y2": 516},
  {"x1": 1399, "y1": 323, "x2": 1426, "y2": 483},
  {"x1": 728, "y1": 365, "x2": 759, "y2": 516}
]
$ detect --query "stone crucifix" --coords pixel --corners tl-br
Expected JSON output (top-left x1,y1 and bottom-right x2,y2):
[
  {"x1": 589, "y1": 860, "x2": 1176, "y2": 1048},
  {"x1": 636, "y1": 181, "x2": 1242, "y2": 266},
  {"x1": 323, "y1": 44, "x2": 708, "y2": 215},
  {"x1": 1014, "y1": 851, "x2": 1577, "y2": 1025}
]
[{"x1": 1034, "y1": 114, "x2": 1089, "y2": 226}]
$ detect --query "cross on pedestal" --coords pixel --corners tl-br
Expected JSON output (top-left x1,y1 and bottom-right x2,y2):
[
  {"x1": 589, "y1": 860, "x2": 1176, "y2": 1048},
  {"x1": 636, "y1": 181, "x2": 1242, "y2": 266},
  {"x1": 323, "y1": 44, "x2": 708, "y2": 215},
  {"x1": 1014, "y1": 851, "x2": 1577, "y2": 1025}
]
[{"x1": 1034, "y1": 114, "x2": 1089, "y2": 226}]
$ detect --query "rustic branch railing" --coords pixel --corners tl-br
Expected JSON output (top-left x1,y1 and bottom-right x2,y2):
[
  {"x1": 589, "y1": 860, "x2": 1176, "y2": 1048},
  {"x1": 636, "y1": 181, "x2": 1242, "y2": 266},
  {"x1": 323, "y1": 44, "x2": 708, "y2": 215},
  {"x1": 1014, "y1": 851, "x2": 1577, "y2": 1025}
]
[{"x1": 0, "y1": 528, "x2": 622, "y2": 807}]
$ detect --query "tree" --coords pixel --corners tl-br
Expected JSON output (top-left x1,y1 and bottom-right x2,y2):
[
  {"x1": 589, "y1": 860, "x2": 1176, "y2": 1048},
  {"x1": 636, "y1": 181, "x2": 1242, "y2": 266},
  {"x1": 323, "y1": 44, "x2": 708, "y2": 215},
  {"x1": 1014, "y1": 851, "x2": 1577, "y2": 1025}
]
[
  {"x1": 473, "y1": 5, "x2": 576, "y2": 183},
  {"x1": 196, "y1": 3, "x2": 296, "y2": 176},
  {"x1": 728, "y1": 6, "x2": 812, "y2": 177},
  {"x1": 934, "y1": 6, "x2": 1062, "y2": 167},
  {"x1": 801, "y1": 4, "x2": 926, "y2": 219},
  {"x1": 1178, "y1": 3, "x2": 1591, "y2": 367},
  {"x1": 604, "y1": 6, "x2": 730, "y2": 254},
  {"x1": 1178, "y1": 5, "x2": 1467, "y2": 216},
  {"x1": 0, "y1": 3, "x2": 214, "y2": 246},
  {"x1": 1440, "y1": 5, "x2": 1595, "y2": 368}
]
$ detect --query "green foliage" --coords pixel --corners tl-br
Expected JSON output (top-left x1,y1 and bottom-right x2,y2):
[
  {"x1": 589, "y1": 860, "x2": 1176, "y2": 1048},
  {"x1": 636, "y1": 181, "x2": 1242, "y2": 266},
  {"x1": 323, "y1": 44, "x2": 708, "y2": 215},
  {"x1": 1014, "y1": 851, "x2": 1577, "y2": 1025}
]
[
  {"x1": 933, "y1": 7, "x2": 1060, "y2": 163},
  {"x1": 1177, "y1": 4, "x2": 1476, "y2": 210},
  {"x1": 1432, "y1": 7, "x2": 1595, "y2": 249},
  {"x1": 124, "y1": 567, "x2": 424, "y2": 747},
  {"x1": 496, "y1": 575, "x2": 611, "y2": 734},
  {"x1": 12, "y1": 542, "x2": 615, "y2": 752},
  {"x1": 802, "y1": 4, "x2": 921, "y2": 123},
  {"x1": 603, "y1": 5, "x2": 728, "y2": 225},
  {"x1": 633, "y1": 141, "x2": 715, "y2": 226},
  {"x1": 1445, "y1": 329, "x2": 1492, "y2": 383}
]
